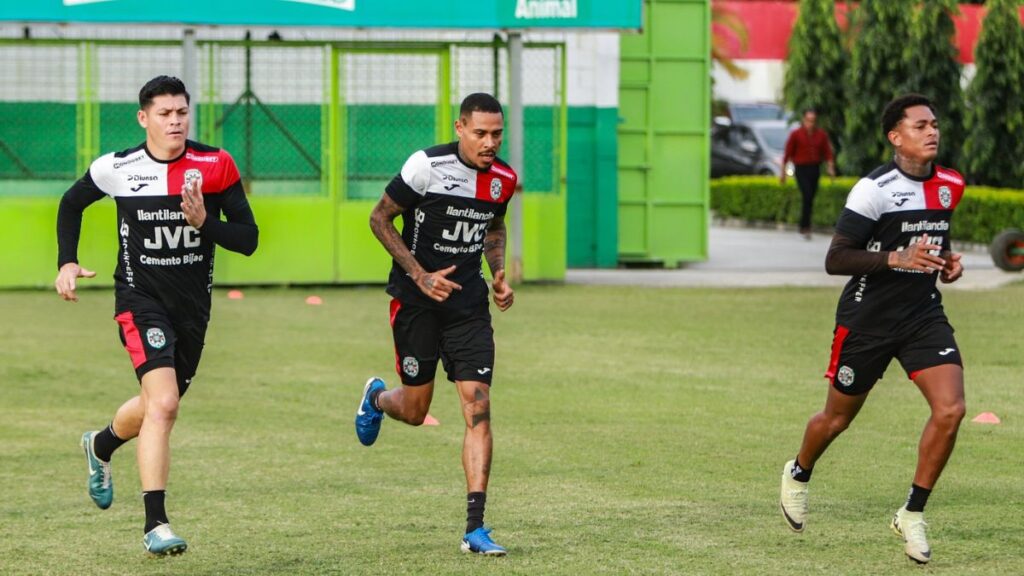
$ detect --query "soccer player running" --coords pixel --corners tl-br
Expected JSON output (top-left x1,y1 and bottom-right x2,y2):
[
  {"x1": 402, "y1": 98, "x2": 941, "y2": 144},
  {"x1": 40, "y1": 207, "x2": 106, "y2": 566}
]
[
  {"x1": 355, "y1": 93, "x2": 517, "y2": 556},
  {"x1": 779, "y1": 94, "x2": 966, "y2": 564},
  {"x1": 56, "y1": 76, "x2": 258, "y2": 555}
]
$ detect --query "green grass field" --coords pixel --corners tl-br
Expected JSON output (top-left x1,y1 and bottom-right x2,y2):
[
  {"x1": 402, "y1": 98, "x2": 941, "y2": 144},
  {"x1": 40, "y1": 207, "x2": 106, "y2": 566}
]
[{"x1": 1, "y1": 283, "x2": 1022, "y2": 575}]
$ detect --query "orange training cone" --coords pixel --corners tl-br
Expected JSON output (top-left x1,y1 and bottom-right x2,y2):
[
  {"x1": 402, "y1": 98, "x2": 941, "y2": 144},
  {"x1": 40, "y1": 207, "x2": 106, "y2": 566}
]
[{"x1": 971, "y1": 412, "x2": 1001, "y2": 424}]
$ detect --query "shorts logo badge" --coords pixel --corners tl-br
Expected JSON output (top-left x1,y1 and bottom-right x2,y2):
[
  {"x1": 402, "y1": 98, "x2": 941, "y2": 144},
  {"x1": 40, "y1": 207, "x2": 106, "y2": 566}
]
[
  {"x1": 146, "y1": 328, "x2": 166, "y2": 349},
  {"x1": 490, "y1": 178, "x2": 502, "y2": 200},
  {"x1": 938, "y1": 185, "x2": 952, "y2": 208},
  {"x1": 184, "y1": 168, "x2": 203, "y2": 192},
  {"x1": 837, "y1": 365, "x2": 855, "y2": 387},
  {"x1": 402, "y1": 356, "x2": 419, "y2": 377}
]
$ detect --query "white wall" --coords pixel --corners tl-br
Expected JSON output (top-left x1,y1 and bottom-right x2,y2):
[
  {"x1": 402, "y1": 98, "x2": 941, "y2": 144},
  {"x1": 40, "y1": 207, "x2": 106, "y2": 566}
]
[
  {"x1": 712, "y1": 60, "x2": 783, "y2": 104},
  {"x1": 0, "y1": 24, "x2": 619, "y2": 108}
]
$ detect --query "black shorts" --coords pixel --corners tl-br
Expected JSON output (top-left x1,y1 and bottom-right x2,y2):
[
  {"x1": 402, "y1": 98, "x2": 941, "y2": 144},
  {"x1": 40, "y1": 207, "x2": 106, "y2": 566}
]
[
  {"x1": 114, "y1": 296, "x2": 207, "y2": 396},
  {"x1": 389, "y1": 298, "x2": 495, "y2": 386},
  {"x1": 824, "y1": 321, "x2": 962, "y2": 395}
]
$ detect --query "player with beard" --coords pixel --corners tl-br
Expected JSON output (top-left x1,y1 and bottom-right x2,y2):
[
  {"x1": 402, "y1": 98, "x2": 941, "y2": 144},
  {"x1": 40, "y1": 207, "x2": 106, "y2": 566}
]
[{"x1": 355, "y1": 93, "x2": 517, "y2": 556}]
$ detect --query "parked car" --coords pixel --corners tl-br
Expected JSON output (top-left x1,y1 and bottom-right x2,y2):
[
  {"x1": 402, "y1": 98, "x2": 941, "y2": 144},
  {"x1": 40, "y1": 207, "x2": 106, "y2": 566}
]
[{"x1": 711, "y1": 118, "x2": 795, "y2": 178}]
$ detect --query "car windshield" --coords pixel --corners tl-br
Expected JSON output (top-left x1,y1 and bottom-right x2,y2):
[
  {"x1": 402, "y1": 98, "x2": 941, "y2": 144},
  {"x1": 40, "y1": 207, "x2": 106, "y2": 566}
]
[
  {"x1": 731, "y1": 105, "x2": 784, "y2": 122},
  {"x1": 755, "y1": 126, "x2": 789, "y2": 152}
]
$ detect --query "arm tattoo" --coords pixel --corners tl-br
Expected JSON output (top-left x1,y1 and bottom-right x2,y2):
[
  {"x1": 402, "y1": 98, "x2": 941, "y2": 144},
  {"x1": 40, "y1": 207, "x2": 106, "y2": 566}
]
[
  {"x1": 369, "y1": 195, "x2": 425, "y2": 280},
  {"x1": 483, "y1": 216, "x2": 507, "y2": 275},
  {"x1": 896, "y1": 248, "x2": 915, "y2": 268}
]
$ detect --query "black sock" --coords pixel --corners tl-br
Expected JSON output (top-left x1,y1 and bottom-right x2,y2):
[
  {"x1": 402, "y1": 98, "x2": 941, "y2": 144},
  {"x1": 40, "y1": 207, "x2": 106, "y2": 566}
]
[
  {"x1": 905, "y1": 484, "x2": 931, "y2": 513},
  {"x1": 143, "y1": 490, "x2": 169, "y2": 534},
  {"x1": 370, "y1": 388, "x2": 384, "y2": 412},
  {"x1": 791, "y1": 456, "x2": 813, "y2": 482},
  {"x1": 466, "y1": 492, "x2": 487, "y2": 534},
  {"x1": 92, "y1": 423, "x2": 128, "y2": 462}
]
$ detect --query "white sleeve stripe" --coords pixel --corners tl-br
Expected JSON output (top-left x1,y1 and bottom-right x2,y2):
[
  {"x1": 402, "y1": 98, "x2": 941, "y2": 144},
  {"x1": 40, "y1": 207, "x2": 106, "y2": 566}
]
[
  {"x1": 844, "y1": 175, "x2": 891, "y2": 222},
  {"x1": 88, "y1": 152, "x2": 117, "y2": 198},
  {"x1": 399, "y1": 150, "x2": 431, "y2": 196}
]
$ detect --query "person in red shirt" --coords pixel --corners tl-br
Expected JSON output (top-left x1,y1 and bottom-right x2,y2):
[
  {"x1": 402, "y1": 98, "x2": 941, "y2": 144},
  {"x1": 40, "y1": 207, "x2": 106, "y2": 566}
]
[{"x1": 781, "y1": 109, "x2": 836, "y2": 239}]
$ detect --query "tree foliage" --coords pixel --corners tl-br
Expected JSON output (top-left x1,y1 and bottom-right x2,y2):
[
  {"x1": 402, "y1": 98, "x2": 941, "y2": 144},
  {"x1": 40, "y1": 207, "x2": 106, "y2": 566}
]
[
  {"x1": 841, "y1": 0, "x2": 915, "y2": 176},
  {"x1": 783, "y1": 0, "x2": 846, "y2": 139},
  {"x1": 963, "y1": 0, "x2": 1024, "y2": 187},
  {"x1": 903, "y1": 0, "x2": 965, "y2": 170}
]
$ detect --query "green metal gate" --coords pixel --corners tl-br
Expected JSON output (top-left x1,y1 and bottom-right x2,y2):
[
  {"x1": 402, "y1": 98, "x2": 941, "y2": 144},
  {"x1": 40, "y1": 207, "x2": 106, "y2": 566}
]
[{"x1": 618, "y1": 0, "x2": 710, "y2": 266}]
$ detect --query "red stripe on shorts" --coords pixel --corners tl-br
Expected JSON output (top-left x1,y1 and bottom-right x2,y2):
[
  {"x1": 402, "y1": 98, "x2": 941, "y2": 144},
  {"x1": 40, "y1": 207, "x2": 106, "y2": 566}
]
[
  {"x1": 114, "y1": 311, "x2": 147, "y2": 369},
  {"x1": 389, "y1": 298, "x2": 402, "y2": 377},
  {"x1": 824, "y1": 325, "x2": 851, "y2": 383}
]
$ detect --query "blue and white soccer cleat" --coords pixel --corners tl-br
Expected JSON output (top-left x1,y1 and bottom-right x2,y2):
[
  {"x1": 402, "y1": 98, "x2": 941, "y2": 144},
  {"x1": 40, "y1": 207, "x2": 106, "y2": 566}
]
[
  {"x1": 143, "y1": 523, "x2": 188, "y2": 556},
  {"x1": 355, "y1": 377, "x2": 386, "y2": 446},
  {"x1": 461, "y1": 526, "x2": 507, "y2": 556},
  {"x1": 80, "y1": 431, "x2": 113, "y2": 510}
]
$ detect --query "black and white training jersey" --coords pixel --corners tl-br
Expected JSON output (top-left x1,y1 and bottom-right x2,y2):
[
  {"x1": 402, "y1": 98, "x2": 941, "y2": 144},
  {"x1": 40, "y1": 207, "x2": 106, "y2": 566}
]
[
  {"x1": 57, "y1": 141, "x2": 258, "y2": 322},
  {"x1": 384, "y1": 141, "x2": 518, "y2": 310},
  {"x1": 833, "y1": 161, "x2": 964, "y2": 336}
]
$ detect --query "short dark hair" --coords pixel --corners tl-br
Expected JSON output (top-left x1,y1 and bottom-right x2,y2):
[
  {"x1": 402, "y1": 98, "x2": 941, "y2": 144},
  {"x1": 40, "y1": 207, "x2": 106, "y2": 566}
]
[
  {"x1": 139, "y1": 75, "x2": 190, "y2": 110},
  {"x1": 802, "y1": 108, "x2": 817, "y2": 117},
  {"x1": 881, "y1": 94, "x2": 935, "y2": 137},
  {"x1": 459, "y1": 93, "x2": 503, "y2": 119}
]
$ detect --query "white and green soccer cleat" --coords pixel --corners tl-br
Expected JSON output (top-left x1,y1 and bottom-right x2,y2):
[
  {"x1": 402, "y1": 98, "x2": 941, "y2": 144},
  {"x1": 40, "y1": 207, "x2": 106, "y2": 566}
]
[
  {"x1": 80, "y1": 431, "x2": 113, "y2": 509},
  {"x1": 143, "y1": 524, "x2": 188, "y2": 556},
  {"x1": 780, "y1": 460, "x2": 809, "y2": 532},
  {"x1": 891, "y1": 506, "x2": 931, "y2": 564}
]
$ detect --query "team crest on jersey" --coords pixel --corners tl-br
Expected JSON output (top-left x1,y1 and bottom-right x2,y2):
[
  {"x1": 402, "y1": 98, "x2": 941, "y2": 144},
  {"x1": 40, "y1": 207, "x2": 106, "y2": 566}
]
[
  {"x1": 938, "y1": 185, "x2": 952, "y2": 209},
  {"x1": 837, "y1": 365, "x2": 855, "y2": 387},
  {"x1": 184, "y1": 168, "x2": 203, "y2": 192},
  {"x1": 402, "y1": 356, "x2": 419, "y2": 377},
  {"x1": 489, "y1": 178, "x2": 502, "y2": 200},
  {"x1": 146, "y1": 328, "x2": 166, "y2": 349}
]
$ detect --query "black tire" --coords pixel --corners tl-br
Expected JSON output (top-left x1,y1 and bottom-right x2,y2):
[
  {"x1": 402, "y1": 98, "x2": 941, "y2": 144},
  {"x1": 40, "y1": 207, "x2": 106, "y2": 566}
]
[{"x1": 990, "y1": 229, "x2": 1024, "y2": 272}]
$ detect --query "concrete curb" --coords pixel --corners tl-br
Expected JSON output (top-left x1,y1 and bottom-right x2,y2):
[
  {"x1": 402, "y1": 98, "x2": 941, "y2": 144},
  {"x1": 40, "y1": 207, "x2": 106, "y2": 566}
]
[{"x1": 566, "y1": 224, "x2": 1023, "y2": 290}]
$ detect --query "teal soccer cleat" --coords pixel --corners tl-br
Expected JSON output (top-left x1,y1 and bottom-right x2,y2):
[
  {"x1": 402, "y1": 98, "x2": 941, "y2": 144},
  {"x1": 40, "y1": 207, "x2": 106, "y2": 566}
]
[
  {"x1": 80, "y1": 431, "x2": 113, "y2": 510},
  {"x1": 143, "y1": 524, "x2": 188, "y2": 556}
]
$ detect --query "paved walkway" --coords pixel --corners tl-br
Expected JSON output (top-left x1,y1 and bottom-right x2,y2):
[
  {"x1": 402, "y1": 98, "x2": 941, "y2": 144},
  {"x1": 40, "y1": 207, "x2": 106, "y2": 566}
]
[{"x1": 566, "y1": 225, "x2": 1022, "y2": 290}]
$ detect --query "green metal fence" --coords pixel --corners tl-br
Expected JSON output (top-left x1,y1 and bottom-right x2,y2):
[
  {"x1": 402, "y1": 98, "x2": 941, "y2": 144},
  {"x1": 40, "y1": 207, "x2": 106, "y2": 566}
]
[
  {"x1": 0, "y1": 37, "x2": 564, "y2": 196},
  {"x1": 0, "y1": 36, "x2": 568, "y2": 286}
]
